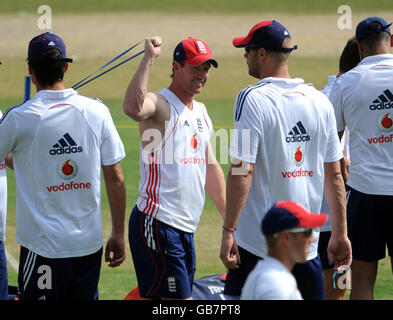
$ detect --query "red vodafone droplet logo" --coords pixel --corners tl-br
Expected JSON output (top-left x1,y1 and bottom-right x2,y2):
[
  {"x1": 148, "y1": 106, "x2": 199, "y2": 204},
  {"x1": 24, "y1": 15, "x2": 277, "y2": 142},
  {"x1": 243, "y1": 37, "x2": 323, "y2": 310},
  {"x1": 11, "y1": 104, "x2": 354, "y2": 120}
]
[
  {"x1": 292, "y1": 146, "x2": 304, "y2": 166},
  {"x1": 381, "y1": 113, "x2": 393, "y2": 129},
  {"x1": 62, "y1": 160, "x2": 74, "y2": 176},
  {"x1": 295, "y1": 146, "x2": 302, "y2": 162},
  {"x1": 191, "y1": 134, "x2": 198, "y2": 149},
  {"x1": 57, "y1": 159, "x2": 78, "y2": 180}
]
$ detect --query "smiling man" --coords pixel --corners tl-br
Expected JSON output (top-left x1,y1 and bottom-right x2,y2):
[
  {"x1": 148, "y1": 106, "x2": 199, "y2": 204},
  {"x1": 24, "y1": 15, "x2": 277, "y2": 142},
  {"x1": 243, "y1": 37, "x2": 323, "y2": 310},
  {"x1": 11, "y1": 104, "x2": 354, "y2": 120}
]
[{"x1": 123, "y1": 37, "x2": 226, "y2": 300}]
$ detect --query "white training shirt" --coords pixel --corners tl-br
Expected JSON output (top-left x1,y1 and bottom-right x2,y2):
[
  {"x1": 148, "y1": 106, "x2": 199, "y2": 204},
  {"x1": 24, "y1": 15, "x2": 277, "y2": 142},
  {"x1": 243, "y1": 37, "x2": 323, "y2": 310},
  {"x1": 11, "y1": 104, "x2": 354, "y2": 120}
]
[
  {"x1": 320, "y1": 76, "x2": 350, "y2": 232},
  {"x1": 241, "y1": 256, "x2": 303, "y2": 300},
  {"x1": 136, "y1": 88, "x2": 213, "y2": 233},
  {"x1": 321, "y1": 75, "x2": 337, "y2": 97},
  {"x1": 0, "y1": 111, "x2": 7, "y2": 242},
  {"x1": 0, "y1": 89, "x2": 125, "y2": 258},
  {"x1": 229, "y1": 77, "x2": 342, "y2": 260},
  {"x1": 330, "y1": 54, "x2": 393, "y2": 195}
]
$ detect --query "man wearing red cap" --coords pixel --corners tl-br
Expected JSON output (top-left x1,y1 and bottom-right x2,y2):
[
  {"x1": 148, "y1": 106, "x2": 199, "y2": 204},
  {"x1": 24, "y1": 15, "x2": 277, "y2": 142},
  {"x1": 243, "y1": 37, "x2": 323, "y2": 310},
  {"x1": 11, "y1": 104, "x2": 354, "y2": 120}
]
[
  {"x1": 123, "y1": 37, "x2": 226, "y2": 300},
  {"x1": 220, "y1": 21, "x2": 352, "y2": 300},
  {"x1": 241, "y1": 201, "x2": 328, "y2": 300}
]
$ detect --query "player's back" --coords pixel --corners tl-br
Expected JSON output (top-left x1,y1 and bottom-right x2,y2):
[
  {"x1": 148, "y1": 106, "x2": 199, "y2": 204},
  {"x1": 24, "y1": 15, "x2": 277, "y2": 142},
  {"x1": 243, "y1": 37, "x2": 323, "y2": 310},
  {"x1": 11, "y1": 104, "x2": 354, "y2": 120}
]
[
  {"x1": 231, "y1": 77, "x2": 342, "y2": 259},
  {"x1": 1, "y1": 88, "x2": 124, "y2": 258},
  {"x1": 331, "y1": 54, "x2": 393, "y2": 194}
]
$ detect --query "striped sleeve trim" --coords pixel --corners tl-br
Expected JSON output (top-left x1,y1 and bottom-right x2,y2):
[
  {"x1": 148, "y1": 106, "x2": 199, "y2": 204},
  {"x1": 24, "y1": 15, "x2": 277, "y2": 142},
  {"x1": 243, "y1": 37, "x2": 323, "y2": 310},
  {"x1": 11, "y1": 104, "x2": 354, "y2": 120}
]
[
  {"x1": 235, "y1": 82, "x2": 270, "y2": 122},
  {"x1": 0, "y1": 104, "x2": 23, "y2": 126}
]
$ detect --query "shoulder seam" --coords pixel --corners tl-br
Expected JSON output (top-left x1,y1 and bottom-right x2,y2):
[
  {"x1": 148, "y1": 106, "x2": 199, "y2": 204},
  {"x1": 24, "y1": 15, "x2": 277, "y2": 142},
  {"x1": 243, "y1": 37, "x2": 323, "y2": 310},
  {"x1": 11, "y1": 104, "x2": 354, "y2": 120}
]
[
  {"x1": 235, "y1": 82, "x2": 270, "y2": 122},
  {"x1": 0, "y1": 103, "x2": 23, "y2": 126}
]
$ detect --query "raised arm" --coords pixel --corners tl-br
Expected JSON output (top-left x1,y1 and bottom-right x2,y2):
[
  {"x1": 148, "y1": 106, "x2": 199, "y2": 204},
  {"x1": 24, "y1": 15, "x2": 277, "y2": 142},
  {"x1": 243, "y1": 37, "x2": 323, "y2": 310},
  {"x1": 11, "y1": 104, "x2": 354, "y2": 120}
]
[{"x1": 123, "y1": 36, "x2": 162, "y2": 122}]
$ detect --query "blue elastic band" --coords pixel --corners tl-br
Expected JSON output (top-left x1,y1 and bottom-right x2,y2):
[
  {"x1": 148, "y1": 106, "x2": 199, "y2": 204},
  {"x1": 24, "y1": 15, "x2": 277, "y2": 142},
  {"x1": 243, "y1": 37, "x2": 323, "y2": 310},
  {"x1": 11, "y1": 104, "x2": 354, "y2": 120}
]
[{"x1": 72, "y1": 40, "x2": 144, "y2": 90}]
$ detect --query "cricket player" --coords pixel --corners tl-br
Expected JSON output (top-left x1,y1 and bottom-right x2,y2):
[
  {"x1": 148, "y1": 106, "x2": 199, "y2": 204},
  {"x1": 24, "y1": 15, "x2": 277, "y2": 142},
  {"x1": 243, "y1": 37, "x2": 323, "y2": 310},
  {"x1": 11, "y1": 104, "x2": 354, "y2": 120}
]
[
  {"x1": 242, "y1": 201, "x2": 328, "y2": 300},
  {"x1": 0, "y1": 32, "x2": 127, "y2": 300},
  {"x1": 330, "y1": 16, "x2": 393, "y2": 300},
  {"x1": 124, "y1": 36, "x2": 226, "y2": 300},
  {"x1": 219, "y1": 20, "x2": 352, "y2": 300}
]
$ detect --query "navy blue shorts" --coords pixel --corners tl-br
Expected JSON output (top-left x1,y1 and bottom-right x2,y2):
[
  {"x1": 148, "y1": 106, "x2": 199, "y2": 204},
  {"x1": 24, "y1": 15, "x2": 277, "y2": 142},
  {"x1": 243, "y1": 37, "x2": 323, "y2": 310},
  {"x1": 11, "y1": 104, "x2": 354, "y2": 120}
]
[
  {"x1": 225, "y1": 246, "x2": 324, "y2": 300},
  {"x1": 292, "y1": 255, "x2": 324, "y2": 300},
  {"x1": 347, "y1": 186, "x2": 393, "y2": 261},
  {"x1": 18, "y1": 246, "x2": 102, "y2": 300},
  {"x1": 318, "y1": 231, "x2": 334, "y2": 269},
  {"x1": 129, "y1": 205, "x2": 196, "y2": 299},
  {"x1": 0, "y1": 242, "x2": 8, "y2": 300},
  {"x1": 224, "y1": 246, "x2": 261, "y2": 296}
]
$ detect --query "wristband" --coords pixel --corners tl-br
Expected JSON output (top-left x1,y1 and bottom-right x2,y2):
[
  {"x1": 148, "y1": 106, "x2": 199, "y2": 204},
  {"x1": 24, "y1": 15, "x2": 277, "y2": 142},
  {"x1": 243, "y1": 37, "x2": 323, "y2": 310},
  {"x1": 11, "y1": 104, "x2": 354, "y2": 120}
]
[{"x1": 222, "y1": 226, "x2": 236, "y2": 232}]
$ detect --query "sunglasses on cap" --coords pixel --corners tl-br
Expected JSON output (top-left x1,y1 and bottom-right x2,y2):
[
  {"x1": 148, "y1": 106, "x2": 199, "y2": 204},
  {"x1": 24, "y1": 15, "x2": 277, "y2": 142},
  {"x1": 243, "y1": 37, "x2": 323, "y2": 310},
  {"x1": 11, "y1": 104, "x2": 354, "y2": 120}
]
[{"x1": 273, "y1": 227, "x2": 313, "y2": 238}]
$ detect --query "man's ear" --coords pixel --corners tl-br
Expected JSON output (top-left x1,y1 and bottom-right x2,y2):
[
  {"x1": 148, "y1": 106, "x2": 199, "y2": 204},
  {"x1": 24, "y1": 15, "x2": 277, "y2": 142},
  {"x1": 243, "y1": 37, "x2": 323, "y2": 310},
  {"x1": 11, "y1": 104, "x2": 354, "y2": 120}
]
[{"x1": 28, "y1": 63, "x2": 33, "y2": 76}]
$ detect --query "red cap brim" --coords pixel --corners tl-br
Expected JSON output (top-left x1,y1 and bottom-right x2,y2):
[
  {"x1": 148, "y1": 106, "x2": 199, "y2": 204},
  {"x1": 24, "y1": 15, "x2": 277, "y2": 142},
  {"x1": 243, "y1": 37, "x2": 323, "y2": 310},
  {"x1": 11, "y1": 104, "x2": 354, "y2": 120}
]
[
  {"x1": 275, "y1": 201, "x2": 328, "y2": 228},
  {"x1": 233, "y1": 20, "x2": 274, "y2": 48},
  {"x1": 185, "y1": 55, "x2": 218, "y2": 68},
  {"x1": 298, "y1": 213, "x2": 328, "y2": 228}
]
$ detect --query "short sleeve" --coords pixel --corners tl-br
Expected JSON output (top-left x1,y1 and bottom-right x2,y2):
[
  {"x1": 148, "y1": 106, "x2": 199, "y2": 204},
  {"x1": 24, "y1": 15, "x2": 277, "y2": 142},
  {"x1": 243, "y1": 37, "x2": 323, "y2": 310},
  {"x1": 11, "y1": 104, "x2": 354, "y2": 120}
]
[
  {"x1": 324, "y1": 102, "x2": 343, "y2": 163},
  {"x1": 229, "y1": 91, "x2": 262, "y2": 163},
  {"x1": 329, "y1": 78, "x2": 346, "y2": 132},
  {"x1": 0, "y1": 108, "x2": 18, "y2": 162},
  {"x1": 100, "y1": 106, "x2": 125, "y2": 166}
]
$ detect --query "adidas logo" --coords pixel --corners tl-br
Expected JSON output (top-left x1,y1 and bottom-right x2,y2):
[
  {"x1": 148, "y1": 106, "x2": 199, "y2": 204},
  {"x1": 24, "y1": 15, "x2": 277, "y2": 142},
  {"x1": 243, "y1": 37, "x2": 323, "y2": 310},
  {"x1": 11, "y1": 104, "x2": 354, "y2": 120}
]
[
  {"x1": 49, "y1": 133, "x2": 83, "y2": 156},
  {"x1": 48, "y1": 41, "x2": 56, "y2": 46},
  {"x1": 286, "y1": 121, "x2": 310, "y2": 143},
  {"x1": 369, "y1": 89, "x2": 393, "y2": 110},
  {"x1": 184, "y1": 120, "x2": 190, "y2": 127}
]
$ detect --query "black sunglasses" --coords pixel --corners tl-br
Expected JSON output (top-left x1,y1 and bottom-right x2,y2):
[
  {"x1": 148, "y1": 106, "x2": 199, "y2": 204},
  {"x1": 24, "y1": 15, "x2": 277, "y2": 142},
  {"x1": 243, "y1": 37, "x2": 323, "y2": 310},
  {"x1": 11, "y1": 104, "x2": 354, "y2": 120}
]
[
  {"x1": 245, "y1": 46, "x2": 259, "y2": 53},
  {"x1": 289, "y1": 228, "x2": 313, "y2": 237}
]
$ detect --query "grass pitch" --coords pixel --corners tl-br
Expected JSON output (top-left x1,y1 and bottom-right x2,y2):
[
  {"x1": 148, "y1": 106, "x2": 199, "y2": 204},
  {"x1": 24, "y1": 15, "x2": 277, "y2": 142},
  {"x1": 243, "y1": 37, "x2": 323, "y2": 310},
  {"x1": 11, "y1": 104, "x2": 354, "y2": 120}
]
[{"x1": 1, "y1": 5, "x2": 393, "y2": 299}]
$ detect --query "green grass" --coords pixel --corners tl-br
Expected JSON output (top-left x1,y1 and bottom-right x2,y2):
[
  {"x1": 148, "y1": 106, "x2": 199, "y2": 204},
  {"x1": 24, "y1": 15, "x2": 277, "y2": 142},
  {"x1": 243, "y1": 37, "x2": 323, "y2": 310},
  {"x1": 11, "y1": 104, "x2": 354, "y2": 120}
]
[
  {"x1": 2, "y1": 0, "x2": 393, "y2": 14},
  {"x1": 1, "y1": 41, "x2": 393, "y2": 299},
  {"x1": 0, "y1": 55, "x2": 338, "y2": 103}
]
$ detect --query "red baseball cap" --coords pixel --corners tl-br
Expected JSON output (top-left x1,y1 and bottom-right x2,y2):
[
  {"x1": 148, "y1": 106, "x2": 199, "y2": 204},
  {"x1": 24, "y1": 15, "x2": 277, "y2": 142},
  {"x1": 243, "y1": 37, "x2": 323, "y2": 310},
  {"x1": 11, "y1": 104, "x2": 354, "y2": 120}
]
[
  {"x1": 262, "y1": 201, "x2": 328, "y2": 236},
  {"x1": 173, "y1": 38, "x2": 218, "y2": 68},
  {"x1": 233, "y1": 20, "x2": 297, "y2": 53}
]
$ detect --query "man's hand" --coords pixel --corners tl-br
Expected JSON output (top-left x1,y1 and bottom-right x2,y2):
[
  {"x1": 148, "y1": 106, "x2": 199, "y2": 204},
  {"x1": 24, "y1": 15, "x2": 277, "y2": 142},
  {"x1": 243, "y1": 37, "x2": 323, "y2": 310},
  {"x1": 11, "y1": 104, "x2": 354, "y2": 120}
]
[
  {"x1": 220, "y1": 230, "x2": 241, "y2": 270},
  {"x1": 105, "y1": 233, "x2": 126, "y2": 268},
  {"x1": 327, "y1": 234, "x2": 352, "y2": 270},
  {"x1": 145, "y1": 36, "x2": 162, "y2": 61}
]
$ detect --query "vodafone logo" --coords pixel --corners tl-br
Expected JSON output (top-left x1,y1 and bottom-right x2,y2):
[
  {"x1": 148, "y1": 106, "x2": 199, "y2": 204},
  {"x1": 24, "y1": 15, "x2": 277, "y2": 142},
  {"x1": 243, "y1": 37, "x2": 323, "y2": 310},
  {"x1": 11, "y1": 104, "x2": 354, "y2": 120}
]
[
  {"x1": 292, "y1": 146, "x2": 304, "y2": 166},
  {"x1": 367, "y1": 134, "x2": 393, "y2": 144},
  {"x1": 281, "y1": 146, "x2": 313, "y2": 178},
  {"x1": 281, "y1": 168, "x2": 314, "y2": 178},
  {"x1": 190, "y1": 133, "x2": 201, "y2": 154},
  {"x1": 57, "y1": 159, "x2": 78, "y2": 180},
  {"x1": 46, "y1": 181, "x2": 92, "y2": 193},
  {"x1": 378, "y1": 113, "x2": 393, "y2": 132}
]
